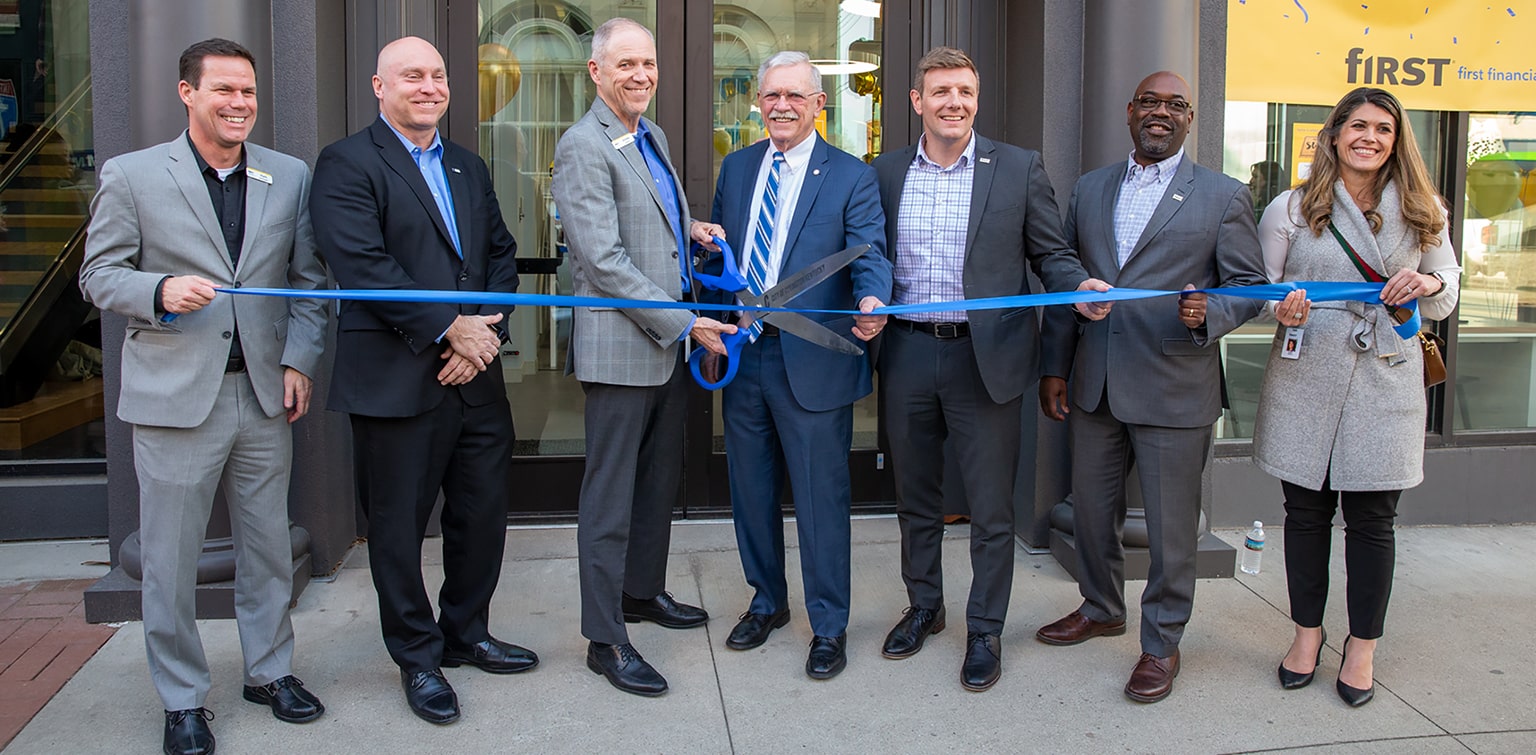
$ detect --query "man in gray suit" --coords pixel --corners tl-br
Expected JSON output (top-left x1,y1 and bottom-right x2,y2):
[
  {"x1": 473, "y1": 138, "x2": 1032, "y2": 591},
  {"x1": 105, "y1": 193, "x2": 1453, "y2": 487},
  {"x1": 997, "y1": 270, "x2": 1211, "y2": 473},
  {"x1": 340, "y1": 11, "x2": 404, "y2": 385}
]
[
  {"x1": 551, "y1": 17, "x2": 735, "y2": 697},
  {"x1": 871, "y1": 46, "x2": 1108, "y2": 693},
  {"x1": 79, "y1": 38, "x2": 328, "y2": 754},
  {"x1": 1034, "y1": 71, "x2": 1266, "y2": 703}
]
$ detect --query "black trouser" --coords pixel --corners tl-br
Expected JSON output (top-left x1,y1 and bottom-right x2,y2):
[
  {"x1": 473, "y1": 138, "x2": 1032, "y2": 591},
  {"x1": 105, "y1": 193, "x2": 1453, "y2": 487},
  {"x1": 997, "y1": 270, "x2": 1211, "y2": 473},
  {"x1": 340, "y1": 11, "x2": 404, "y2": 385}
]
[{"x1": 1281, "y1": 475, "x2": 1401, "y2": 640}]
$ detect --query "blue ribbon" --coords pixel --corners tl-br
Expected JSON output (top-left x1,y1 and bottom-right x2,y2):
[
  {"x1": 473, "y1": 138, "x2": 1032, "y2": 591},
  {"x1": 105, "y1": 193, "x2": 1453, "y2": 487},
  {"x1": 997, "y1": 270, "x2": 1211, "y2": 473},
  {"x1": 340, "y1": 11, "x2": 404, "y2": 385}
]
[{"x1": 221, "y1": 279, "x2": 1420, "y2": 338}]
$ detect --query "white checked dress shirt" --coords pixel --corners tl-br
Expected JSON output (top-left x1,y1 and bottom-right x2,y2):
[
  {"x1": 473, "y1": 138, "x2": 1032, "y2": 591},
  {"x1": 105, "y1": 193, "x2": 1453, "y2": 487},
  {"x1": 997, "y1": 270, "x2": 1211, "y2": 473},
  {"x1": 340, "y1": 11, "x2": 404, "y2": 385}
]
[
  {"x1": 743, "y1": 133, "x2": 817, "y2": 289},
  {"x1": 892, "y1": 132, "x2": 976, "y2": 323},
  {"x1": 1113, "y1": 148, "x2": 1183, "y2": 268}
]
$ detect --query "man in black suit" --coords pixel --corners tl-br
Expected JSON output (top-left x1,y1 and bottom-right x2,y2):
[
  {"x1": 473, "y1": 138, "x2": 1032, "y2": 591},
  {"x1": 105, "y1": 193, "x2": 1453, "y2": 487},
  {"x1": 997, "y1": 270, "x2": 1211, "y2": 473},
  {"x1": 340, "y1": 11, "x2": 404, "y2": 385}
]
[
  {"x1": 871, "y1": 47, "x2": 1108, "y2": 692},
  {"x1": 310, "y1": 36, "x2": 535, "y2": 726}
]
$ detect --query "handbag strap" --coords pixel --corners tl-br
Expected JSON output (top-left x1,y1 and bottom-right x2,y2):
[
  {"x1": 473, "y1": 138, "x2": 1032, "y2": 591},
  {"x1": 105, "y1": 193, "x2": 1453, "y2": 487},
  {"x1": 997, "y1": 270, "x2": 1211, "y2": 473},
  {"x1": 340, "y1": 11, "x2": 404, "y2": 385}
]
[{"x1": 1327, "y1": 221, "x2": 1387, "y2": 283}]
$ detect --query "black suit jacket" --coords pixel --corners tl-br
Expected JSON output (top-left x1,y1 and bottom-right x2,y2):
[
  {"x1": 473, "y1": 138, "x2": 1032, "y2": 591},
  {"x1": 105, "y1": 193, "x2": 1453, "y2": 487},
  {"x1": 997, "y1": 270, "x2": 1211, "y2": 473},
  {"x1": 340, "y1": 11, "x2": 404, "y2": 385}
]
[
  {"x1": 872, "y1": 134, "x2": 1088, "y2": 404},
  {"x1": 312, "y1": 117, "x2": 520, "y2": 417}
]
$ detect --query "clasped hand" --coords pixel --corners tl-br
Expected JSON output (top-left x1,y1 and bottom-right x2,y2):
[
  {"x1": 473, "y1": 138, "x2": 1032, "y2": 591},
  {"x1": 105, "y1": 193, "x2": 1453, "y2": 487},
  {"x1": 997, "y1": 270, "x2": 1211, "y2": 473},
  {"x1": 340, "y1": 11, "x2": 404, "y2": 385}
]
[{"x1": 438, "y1": 313, "x2": 504, "y2": 385}]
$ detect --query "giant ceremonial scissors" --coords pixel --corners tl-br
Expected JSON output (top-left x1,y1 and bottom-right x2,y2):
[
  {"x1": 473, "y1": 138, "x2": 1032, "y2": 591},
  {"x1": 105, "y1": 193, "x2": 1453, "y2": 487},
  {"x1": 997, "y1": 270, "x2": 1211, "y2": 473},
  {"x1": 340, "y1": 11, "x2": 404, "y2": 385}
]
[{"x1": 688, "y1": 236, "x2": 869, "y2": 390}]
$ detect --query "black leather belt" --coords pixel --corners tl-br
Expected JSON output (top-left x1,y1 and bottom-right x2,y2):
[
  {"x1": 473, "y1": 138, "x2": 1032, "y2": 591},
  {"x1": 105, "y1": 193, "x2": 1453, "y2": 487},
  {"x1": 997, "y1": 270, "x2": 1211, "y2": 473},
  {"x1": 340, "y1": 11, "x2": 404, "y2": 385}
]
[
  {"x1": 224, "y1": 354, "x2": 246, "y2": 373},
  {"x1": 758, "y1": 322, "x2": 780, "y2": 337},
  {"x1": 893, "y1": 318, "x2": 969, "y2": 338}
]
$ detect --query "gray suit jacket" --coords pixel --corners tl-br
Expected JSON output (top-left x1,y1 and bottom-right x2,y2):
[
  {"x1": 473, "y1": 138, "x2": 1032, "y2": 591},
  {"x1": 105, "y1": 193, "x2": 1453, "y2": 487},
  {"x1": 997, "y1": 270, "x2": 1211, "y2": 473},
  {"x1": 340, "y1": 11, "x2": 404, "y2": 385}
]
[
  {"x1": 1041, "y1": 155, "x2": 1267, "y2": 428},
  {"x1": 873, "y1": 135, "x2": 1088, "y2": 404},
  {"x1": 80, "y1": 134, "x2": 328, "y2": 428},
  {"x1": 551, "y1": 98, "x2": 695, "y2": 387}
]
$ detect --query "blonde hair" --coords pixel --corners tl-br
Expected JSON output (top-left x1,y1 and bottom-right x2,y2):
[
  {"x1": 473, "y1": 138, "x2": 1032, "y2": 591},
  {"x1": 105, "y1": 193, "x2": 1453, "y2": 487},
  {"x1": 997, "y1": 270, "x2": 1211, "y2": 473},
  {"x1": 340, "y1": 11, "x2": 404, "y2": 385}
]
[{"x1": 1297, "y1": 87, "x2": 1445, "y2": 251}]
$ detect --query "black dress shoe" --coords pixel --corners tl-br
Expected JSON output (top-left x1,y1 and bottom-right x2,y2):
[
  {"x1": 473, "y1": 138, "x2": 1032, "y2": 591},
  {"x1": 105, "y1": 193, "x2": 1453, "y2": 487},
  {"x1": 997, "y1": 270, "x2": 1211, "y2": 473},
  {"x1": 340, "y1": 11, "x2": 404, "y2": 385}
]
[
  {"x1": 163, "y1": 708, "x2": 214, "y2": 755},
  {"x1": 401, "y1": 669, "x2": 460, "y2": 725},
  {"x1": 622, "y1": 591, "x2": 709, "y2": 629},
  {"x1": 726, "y1": 608, "x2": 791, "y2": 650},
  {"x1": 1278, "y1": 627, "x2": 1326, "y2": 690},
  {"x1": 242, "y1": 675, "x2": 324, "y2": 723},
  {"x1": 806, "y1": 634, "x2": 847, "y2": 680},
  {"x1": 1336, "y1": 636, "x2": 1375, "y2": 707},
  {"x1": 881, "y1": 605, "x2": 946, "y2": 659},
  {"x1": 962, "y1": 632, "x2": 1003, "y2": 691},
  {"x1": 586, "y1": 642, "x2": 668, "y2": 697},
  {"x1": 442, "y1": 637, "x2": 540, "y2": 674}
]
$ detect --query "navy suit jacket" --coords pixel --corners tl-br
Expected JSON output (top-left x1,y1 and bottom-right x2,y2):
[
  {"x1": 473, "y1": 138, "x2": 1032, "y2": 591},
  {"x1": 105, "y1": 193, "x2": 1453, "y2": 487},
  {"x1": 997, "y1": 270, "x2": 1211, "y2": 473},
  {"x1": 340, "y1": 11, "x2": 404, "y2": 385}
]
[
  {"x1": 709, "y1": 135, "x2": 892, "y2": 412},
  {"x1": 312, "y1": 117, "x2": 521, "y2": 418}
]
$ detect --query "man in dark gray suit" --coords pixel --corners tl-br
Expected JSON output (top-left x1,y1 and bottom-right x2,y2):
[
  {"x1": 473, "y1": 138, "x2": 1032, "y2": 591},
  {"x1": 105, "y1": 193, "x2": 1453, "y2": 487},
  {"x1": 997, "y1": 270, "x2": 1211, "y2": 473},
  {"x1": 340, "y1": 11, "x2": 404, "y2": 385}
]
[
  {"x1": 80, "y1": 38, "x2": 328, "y2": 754},
  {"x1": 551, "y1": 17, "x2": 735, "y2": 697},
  {"x1": 871, "y1": 47, "x2": 1108, "y2": 692},
  {"x1": 1035, "y1": 71, "x2": 1267, "y2": 703}
]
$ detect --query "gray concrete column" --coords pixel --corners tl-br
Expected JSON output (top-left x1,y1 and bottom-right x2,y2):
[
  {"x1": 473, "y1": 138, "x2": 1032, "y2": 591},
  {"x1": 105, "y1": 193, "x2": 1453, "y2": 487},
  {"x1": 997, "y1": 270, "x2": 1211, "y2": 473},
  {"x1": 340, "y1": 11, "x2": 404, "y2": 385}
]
[
  {"x1": 1080, "y1": 0, "x2": 1198, "y2": 172},
  {"x1": 129, "y1": 0, "x2": 274, "y2": 149}
]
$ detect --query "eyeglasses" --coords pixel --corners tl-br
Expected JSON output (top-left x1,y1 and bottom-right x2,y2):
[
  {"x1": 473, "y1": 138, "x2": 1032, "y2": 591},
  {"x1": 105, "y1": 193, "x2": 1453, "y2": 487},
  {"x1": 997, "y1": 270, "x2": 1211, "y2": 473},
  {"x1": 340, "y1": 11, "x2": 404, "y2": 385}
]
[
  {"x1": 759, "y1": 90, "x2": 820, "y2": 106},
  {"x1": 1135, "y1": 95, "x2": 1192, "y2": 115}
]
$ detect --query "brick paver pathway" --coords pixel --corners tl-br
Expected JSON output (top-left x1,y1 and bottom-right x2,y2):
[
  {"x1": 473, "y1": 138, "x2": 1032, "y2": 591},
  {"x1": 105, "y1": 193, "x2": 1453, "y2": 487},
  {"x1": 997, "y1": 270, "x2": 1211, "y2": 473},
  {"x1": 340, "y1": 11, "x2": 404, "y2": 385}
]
[{"x1": 0, "y1": 580, "x2": 117, "y2": 749}]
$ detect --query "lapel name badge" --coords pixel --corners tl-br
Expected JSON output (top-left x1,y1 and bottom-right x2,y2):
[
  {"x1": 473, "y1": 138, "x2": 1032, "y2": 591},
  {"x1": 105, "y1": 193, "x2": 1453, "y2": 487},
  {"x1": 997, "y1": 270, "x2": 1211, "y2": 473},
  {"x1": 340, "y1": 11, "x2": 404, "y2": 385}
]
[
  {"x1": 1172, "y1": 193, "x2": 1184, "y2": 202},
  {"x1": 611, "y1": 132, "x2": 635, "y2": 150},
  {"x1": 979, "y1": 157, "x2": 991, "y2": 164},
  {"x1": 246, "y1": 167, "x2": 273, "y2": 185}
]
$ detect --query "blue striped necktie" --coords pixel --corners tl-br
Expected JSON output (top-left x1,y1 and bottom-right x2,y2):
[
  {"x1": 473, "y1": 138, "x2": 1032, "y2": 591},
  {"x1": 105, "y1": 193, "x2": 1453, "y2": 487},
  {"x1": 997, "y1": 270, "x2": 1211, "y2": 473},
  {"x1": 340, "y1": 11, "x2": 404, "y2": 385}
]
[{"x1": 744, "y1": 151, "x2": 785, "y2": 340}]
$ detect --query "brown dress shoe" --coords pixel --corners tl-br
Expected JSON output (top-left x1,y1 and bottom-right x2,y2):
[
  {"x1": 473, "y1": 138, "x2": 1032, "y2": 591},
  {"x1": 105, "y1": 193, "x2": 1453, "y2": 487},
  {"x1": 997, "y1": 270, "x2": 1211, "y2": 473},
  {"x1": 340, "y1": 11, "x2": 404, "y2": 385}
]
[
  {"x1": 1124, "y1": 650, "x2": 1180, "y2": 703},
  {"x1": 1035, "y1": 610, "x2": 1127, "y2": 646}
]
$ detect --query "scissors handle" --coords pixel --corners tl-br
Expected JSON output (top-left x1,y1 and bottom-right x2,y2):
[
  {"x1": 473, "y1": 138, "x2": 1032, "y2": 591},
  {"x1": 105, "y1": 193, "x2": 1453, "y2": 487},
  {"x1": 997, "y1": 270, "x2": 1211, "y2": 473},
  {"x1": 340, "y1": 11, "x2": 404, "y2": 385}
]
[
  {"x1": 688, "y1": 328, "x2": 750, "y2": 390},
  {"x1": 691, "y1": 236, "x2": 749, "y2": 293}
]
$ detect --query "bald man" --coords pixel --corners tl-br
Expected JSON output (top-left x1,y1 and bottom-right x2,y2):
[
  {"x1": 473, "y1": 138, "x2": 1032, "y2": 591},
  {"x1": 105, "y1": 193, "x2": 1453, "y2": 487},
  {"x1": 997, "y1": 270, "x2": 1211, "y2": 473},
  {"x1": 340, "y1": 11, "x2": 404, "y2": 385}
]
[
  {"x1": 311, "y1": 36, "x2": 534, "y2": 725},
  {"x1": 1035, "y1": 71, "x2": 1266, "y2": 703}
]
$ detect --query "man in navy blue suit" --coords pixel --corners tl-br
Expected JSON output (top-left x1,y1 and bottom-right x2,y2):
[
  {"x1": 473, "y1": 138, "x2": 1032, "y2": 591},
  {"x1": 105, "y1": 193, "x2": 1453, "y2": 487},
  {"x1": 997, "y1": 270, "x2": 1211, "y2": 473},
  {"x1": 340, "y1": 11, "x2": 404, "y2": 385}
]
[{"x1": 705, "y1": 51, "x2": 892, "y2": 680}]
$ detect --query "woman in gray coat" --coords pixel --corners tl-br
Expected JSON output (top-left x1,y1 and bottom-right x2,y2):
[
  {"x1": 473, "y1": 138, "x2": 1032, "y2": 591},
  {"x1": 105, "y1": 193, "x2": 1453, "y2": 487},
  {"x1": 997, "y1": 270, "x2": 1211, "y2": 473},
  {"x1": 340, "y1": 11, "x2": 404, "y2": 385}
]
[{"x1": 1251, "y1": 87, "x2": 1461, "y2": 708}]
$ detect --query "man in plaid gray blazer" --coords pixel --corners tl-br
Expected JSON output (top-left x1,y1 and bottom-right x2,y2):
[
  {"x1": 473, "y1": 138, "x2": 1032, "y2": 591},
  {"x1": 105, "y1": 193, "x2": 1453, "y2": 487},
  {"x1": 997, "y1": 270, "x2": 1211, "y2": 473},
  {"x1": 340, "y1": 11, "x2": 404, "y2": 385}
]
[{"x1": 550, "y1": 17, "x2": 735, "y2": 697}]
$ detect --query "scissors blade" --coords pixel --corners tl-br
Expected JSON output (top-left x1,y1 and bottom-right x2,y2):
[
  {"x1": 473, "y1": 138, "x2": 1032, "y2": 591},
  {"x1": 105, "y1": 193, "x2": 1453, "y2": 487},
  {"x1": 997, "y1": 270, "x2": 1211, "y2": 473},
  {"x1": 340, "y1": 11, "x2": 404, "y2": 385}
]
[
  {"x1": 757, "y1": 244, "x2": 872, "y2": 309},
  {"x1": 761, "y1": 311, "x2": 865, "y2": 355}
]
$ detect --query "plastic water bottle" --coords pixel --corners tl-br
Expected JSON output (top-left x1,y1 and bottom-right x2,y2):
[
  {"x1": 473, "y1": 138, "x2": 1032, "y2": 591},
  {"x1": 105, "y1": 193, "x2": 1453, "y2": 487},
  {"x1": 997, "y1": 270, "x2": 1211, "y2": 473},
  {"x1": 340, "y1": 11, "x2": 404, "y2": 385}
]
[{"x1": 1240, "y1": 521, "x2": 1265, "y2": 575}]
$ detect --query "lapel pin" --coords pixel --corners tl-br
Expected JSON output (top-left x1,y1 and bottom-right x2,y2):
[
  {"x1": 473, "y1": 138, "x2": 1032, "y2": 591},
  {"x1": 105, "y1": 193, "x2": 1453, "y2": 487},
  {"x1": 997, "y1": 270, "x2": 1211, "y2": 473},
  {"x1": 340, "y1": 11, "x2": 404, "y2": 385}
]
[
  {"x1": 451, "y1": 167, "x2": 462, "y2": 174},
  {"x1": 812, "y1": 169, "x2": 821, "y2": 176}
]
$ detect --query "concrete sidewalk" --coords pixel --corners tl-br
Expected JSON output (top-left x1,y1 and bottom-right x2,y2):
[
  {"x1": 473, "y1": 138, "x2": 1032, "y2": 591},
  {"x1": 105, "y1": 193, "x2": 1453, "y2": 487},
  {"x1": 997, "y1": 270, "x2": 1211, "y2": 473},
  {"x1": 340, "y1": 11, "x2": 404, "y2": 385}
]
[{"x1": 4, "y1": 519, "x2": 1534, "y2": 754}]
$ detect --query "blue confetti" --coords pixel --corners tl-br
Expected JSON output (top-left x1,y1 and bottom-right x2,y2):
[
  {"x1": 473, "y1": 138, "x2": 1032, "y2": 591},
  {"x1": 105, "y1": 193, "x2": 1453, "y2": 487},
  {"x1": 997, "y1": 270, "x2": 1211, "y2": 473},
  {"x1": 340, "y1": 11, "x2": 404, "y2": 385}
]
[
  {"x1": 1508, "y1": 7, "x2": 1516, "y2": 16},
  {"x1": 1454, "y1": 36, "x2": 1458, "y2": 43},
  {"x1": 1294, "y1": 0, "x2": 1309, "y2": 23},
  {"x1": 1365, "y1": 26, "x2": 1370, "y2": 34}
]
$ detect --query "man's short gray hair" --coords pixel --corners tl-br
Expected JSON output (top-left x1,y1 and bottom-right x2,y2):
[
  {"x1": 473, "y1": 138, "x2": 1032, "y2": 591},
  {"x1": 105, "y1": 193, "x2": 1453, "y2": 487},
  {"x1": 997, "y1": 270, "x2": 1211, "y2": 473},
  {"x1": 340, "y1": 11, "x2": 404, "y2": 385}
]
[
  {"x1": 591, "y1": 17, "x2": 653, "y2": 65},
  {"x1": 758, "y1": 51, "x2": 822, "y2": 93}
]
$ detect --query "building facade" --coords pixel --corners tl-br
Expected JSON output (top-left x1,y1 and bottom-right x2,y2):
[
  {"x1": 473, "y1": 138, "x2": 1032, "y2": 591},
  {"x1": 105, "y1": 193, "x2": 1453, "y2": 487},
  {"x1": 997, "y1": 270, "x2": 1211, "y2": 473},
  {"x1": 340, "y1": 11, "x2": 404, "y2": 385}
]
[{"x1": 0, "y1": 1, "x2": 1530, "y2": 588}]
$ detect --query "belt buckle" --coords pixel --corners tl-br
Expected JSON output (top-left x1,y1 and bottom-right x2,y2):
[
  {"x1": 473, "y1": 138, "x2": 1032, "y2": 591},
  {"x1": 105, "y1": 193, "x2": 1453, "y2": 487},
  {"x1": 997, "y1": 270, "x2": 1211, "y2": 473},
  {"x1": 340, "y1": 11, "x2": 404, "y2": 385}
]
[{"x1": 934, "y1": 322, "x2": 961, "y2": 339}]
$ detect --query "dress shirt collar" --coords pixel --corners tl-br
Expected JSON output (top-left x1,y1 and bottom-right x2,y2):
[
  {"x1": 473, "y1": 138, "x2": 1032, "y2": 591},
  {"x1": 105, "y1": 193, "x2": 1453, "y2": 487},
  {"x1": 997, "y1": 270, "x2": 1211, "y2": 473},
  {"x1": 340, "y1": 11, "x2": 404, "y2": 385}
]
[
  {"x1": 382, "y1": 116, "x2": 443, "y2": 157},
  {"x1": 772, "y1": 131, "x2": 819, "y2": 174},
  {"x1": 1124, "y1": 148, "x2": 1183, "y2": 182},
  {"x1": 914, "y1": 130, "x2": 975, "y2": 171}
]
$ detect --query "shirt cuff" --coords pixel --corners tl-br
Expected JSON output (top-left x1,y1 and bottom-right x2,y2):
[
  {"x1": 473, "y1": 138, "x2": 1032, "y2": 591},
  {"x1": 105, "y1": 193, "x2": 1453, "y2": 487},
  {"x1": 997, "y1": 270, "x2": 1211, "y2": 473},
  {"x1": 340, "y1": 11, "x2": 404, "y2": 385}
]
[{"x1": 677, "y1": 315, "x2": 697, "y2": 343}]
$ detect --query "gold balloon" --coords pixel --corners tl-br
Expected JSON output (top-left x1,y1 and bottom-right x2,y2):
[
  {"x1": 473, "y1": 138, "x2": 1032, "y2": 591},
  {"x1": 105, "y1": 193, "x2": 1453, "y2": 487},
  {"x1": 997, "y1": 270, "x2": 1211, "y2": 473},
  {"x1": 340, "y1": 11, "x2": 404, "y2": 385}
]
[{"x1": 479, "y1": 43, "x2": 522, "y2": 122}]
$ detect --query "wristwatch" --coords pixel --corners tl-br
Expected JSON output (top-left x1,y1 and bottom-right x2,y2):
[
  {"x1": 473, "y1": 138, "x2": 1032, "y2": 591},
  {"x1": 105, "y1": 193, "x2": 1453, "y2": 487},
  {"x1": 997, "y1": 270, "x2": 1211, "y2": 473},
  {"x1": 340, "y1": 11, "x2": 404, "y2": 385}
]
[{"x1": 1425, "y1": 270, "x2": 1449, "y2": 297}]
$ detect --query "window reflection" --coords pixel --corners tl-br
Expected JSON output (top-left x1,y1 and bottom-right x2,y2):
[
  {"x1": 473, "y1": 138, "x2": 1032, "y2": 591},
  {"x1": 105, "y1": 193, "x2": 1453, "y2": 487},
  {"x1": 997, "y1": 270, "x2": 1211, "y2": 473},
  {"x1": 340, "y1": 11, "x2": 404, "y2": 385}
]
[
  {"x1": 1458, "y1": 113, "x2": 1536, "y2": 430},
  {"x1": 478, "y1": 1, "x2": 654, "y2": 456}
]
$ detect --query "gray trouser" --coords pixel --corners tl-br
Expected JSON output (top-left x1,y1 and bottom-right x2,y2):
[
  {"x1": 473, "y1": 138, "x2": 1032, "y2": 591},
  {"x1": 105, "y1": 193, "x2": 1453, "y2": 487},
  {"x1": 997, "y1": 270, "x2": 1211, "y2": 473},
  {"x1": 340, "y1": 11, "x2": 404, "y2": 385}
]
[{"x1": 134, "y1": 372, "x2": 295, "y2": 711}]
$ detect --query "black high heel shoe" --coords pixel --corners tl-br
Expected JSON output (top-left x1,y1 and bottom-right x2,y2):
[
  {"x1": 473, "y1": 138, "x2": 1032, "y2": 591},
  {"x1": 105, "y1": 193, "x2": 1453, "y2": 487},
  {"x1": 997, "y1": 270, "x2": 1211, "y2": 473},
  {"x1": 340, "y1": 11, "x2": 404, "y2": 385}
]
[
  {"x1": 1336, "y1": 635, "x2": 1375, "y2": 707},
  {"x1": 1278, "y1": 627, "x2": 1326, "y2": 690}
]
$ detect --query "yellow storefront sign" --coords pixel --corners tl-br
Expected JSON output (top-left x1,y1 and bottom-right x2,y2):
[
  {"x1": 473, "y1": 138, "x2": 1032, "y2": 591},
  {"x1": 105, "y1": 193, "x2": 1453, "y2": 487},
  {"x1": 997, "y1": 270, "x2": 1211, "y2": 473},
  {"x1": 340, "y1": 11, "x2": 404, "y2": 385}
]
[{"x1": 1228, "y1": 0, "x2": 1536, "y2": 111}]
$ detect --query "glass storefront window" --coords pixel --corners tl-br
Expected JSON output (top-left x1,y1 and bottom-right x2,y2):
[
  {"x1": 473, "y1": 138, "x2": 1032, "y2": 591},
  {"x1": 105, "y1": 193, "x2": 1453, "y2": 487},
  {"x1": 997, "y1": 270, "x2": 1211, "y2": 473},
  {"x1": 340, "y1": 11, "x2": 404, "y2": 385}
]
[
  {"x1": 708, "y1": 0, "x2": 884, "y2": 452},
  {"x1": 1458, "y1": 112, "x2": 1536, "y2": 431},
  {"x1": 1218, "y1": 100, "x2": 1444, "y2": 440},
  {"x1": 0, "y1": 1, "x2": 99, "y2": 462},
  {"x1": 477, "y1": 1, "x2": 657, "y2": 456}
]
